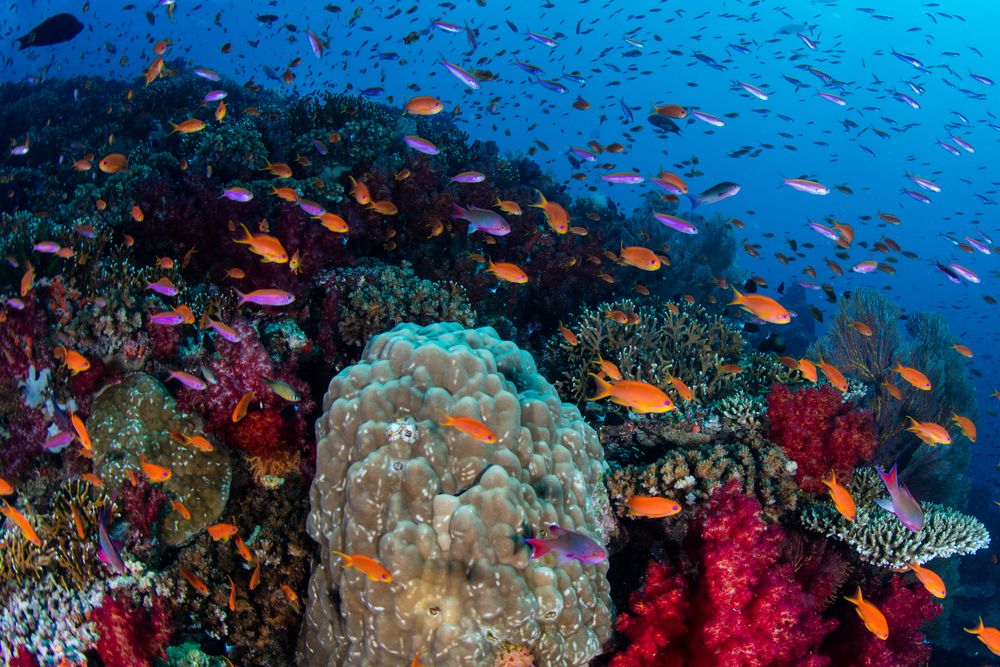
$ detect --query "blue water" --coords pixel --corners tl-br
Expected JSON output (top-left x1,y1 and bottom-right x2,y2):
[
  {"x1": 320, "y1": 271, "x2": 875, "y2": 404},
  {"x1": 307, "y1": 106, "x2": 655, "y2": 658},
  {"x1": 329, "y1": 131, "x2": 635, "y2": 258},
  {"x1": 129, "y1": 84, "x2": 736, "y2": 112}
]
[{"x1": 3, "y1": 0, "x2": 999, "y2": 661}]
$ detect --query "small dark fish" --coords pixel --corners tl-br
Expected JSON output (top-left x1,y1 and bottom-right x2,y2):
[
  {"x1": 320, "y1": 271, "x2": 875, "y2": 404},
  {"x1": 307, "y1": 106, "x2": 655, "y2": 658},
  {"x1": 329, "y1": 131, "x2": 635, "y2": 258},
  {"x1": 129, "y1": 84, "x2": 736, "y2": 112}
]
[
  {"x1": 16, "y1": 13, "x2": 84, "y2": 49},
  {"x1": 256, "y1": 14, "x2": 280, "y2": 24},
  {"x1": 647, "y1": 114, "x2": 680, "y2": 135}
]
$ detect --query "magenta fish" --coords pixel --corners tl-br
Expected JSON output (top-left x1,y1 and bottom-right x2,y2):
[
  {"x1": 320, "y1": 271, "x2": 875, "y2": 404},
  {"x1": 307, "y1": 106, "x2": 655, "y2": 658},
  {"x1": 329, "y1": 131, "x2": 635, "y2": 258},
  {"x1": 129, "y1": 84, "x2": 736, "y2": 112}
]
[
  {"x1": 875, "y1": 464, "x2": 924, "y2": 533},
  {"x1": 601, "y1": 172, "x2": 644, "y2": 184},
  {"x1": 654, "y1": 212, "x2": 698, "y2": 235},
  {"x1": 167, "y1": 369, "x2": 208, "y2": 390},
  {"x1": 236, "y1": 288, "x2": 296, "y2": 306},
  {"x1": 784, "y1": 178, "x2": 830, "y2": 195},
  {"x1": 440, "y1": 57, "x2": 480, "y2": 89},
  {"x1": 202, "y1": 90, "x2": 227, "y2": 103},
  {"x1": 452, "y1": 203, "x2": 510, "y2": 235},
  {"x1": 43, "y1": 431, "x2": 74, "y2": 451},
  {"x1": 222, "y1": 187, "x2": 253, "y2": 202},
  {"x1": 98, "y1": 507, "x2": 127, "y2": 574},
  {"x1": 297, "y1": 198, "x2": 326, "y2": 216},
  {"x1": 525, "y1": 524, "x2": 606, "y2": 565},
  {"x1": 948, "y1": 263, "x2": 980, "y2": 283},
  {"x1": 146, "y1": 279, "x2": 178, "y2": 297},
  {"x1": 690, "y1": 110, "x2": 725, "y2": 126},
  {"x1": 688, "y1": 181, "x2": 741, "y2": 209},
  {"x1": 818, "y1": 91, "x2": 846, "y2": 106},
  {"x1": 903, "y1": 189, "x2": 931, "y2": 204},
  {"x1": 404, "y1": 135, "x2": 440, "y2": 155},
  {"x1": 526, "y1": 31, "x2": 557, "y2": 48},
  {"x1": 150, "y1": 310, "x2": 186, "y2": 326},
  {"x1": 808, "y1": 221, "x2": 840, "y2": 242},
  {"x1": 307, "y1": 30, "x2": 323, "y2": 58},
  {"x1": 737, "y1": 81, "x2": 769, "y2": 100},
  {"x1": 450, "y1": 171, "x2": 485, "y2": 183},
  {"x1": 193, "y1": 68, "x2": 221, "y2": 81},
  {"x1": 570, "y1": 147, "x2": 597, "y2": 161},
  {"x1": 33, "y1": 241, "x2": 61, "y2": 254},
  {"x1": 431, "y1": 20, "x2": 462, "y2": 33}
]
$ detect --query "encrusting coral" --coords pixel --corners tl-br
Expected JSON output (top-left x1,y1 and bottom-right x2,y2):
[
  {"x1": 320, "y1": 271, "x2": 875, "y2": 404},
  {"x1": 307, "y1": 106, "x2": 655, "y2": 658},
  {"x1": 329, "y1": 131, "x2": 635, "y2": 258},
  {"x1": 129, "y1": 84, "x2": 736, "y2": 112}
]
[
  {"x1": 543, "y1": 299, "x2": 743, "y2": 405},
  {"x1": 300, "y1": 322, "x2": 611, "y2": 666},
  {"x1": 89, "y1": 373, "x2": 232, "y2": 546}
]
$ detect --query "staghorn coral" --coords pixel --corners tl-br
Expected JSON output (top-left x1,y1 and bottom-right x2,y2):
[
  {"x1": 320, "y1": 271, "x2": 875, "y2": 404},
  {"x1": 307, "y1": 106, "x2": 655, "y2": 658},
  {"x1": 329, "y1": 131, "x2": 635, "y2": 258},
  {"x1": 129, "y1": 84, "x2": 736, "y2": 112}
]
[
  {"x1": 89, "y1": 373, "x2": 232, "y2": 546},
  {"x1": 542, "y1": 299, "x2": 743, "y2": 405},
  {"x1": 714, "y1": 389, "x2": 767, "y2": 430},
  {"x1": 610, "y1": 484, "x2": 835, "y2": 667},
  {"x1": 766, "y1": 384, "x2": 878, "y2": 493},
  {"x1": 0, "y1": 480, "x2": 115, "y2": 589},
  {"x1": 799, "y1": 499, "x2": 989, "y2": 568},
  {"x1": 301, "y1": 323, "x2": 611, "y2": 666},
  {"x1": 605, "y1": 428, "x2": 800, "y2": 521}
]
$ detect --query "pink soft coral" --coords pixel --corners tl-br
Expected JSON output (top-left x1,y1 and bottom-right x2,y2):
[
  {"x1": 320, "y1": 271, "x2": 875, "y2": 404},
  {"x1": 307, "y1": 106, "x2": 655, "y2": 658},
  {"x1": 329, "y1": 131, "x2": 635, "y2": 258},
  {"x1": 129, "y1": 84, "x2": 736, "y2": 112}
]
[
  {"x1": 91, "y1": 593, "x2": 173, "y2": 667},
  {"x1": 611, "y1": 483, "x2": 835, "y2": 667},
  {"x1": 766, "y1": 384, "x2": 877, "y2": 493}
]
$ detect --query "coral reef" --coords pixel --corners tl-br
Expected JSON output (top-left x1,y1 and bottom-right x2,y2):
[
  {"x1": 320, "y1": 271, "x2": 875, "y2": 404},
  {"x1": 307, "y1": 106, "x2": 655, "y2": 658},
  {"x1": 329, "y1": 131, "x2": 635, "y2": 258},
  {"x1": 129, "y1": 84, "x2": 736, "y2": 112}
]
[
  {"x1": 301, "y1": 323, "x2": 611, "y2": 666},
  {"x1": 766, "y1": 384, "x2": 878, "y2": 493},
  {"x1": 89, "y1": 373, "x2": 232, "y2": 546},
  {"x1": 543, "y1": 299, "x2": 744, "y2": 405},
  {"x1": 91, "y1": 593, "x2": 173, "y2": 667},
  {"x1": 610, "y1": 483, "x2": 835, "y2": 666}
]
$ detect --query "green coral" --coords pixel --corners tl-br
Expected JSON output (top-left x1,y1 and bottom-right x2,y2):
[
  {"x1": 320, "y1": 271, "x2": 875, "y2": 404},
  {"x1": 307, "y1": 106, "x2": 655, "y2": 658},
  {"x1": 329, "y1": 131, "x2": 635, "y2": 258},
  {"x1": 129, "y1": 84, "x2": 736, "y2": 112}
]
[
  {"x1": 542, "y1": 299, "x2": 743, "y2": 405},
  {"x1": 88, "y1": 373, "x2": 232, "y2": 546}
]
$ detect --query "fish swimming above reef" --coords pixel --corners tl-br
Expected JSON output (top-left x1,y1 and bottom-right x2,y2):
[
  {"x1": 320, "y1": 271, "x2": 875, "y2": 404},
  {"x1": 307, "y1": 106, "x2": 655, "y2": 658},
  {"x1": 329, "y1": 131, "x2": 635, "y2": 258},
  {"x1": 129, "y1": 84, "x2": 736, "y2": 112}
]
[{"x1": 16, "y1": 13, "x2": 84, "y2": 49}]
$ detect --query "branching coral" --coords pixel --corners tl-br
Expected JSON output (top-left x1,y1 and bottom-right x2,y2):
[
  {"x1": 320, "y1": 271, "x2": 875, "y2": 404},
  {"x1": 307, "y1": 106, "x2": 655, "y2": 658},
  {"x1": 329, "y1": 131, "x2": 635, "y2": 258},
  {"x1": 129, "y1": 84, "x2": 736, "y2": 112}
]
[
  {"x1": 543, "y1": 299, "x2": 743, "y2": 405},
  {"x1": 799, "y1": 498, "x2": 989, "y2": 568},
  {"x1": 767, "y1": 384, "x2": 878, "y2": 493},
  {"x1": 605, "y1": 430, "x2": 800, "y2": 521},
  {"x1": 610, "y1": 484, "x2": 835, "y2": 666}
]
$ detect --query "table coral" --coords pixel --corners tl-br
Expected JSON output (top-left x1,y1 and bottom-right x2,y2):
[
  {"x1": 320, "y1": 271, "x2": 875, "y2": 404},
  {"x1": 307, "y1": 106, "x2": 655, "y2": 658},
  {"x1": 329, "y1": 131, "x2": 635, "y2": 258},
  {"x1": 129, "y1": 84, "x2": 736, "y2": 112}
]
[
  {"x1": 301, "y1": 322, "x2": 611, "y2": 666},
  {"x1": 543, "y1": 299, "x2": 744, "y2": 405},
  {"x1": 88, "y1": 373, "x2": 232, "y2": 546},
  {"x1": 767, "y1": 383, "x2": 878, "y2": 493},
  {"x1": 610, "y1": 483, "x2": 835, "y2": 666}
]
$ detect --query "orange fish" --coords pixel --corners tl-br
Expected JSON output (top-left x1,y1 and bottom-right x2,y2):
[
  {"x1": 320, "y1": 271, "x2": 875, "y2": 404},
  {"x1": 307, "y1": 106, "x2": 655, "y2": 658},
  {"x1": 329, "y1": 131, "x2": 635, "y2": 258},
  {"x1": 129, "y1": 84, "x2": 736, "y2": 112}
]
[
  {"x1": 98, "y1": 153, "x2": 128, "y2": 173},
  {"x1": 368, "y1": 200, "x2": 398, "y2": 215},
  {"x1": 54, "y1": 346, "x2": 90, "y2": 374},
  {"x1": 250, "y1": 561, "x2": 261, "y2": 590},
  {"x1": 849, "y1": 321, "x2": 873, "y2": 336},
  {"x1": 314, "y1": 212, "x2": 349, "y2": 233},
  {"x1": 180, "y1": 566, "x2": 209, "y2": 594},
  {"x1": 0, "y1": 477, "x2": 12, "y2": 496},
  {"x1": 667, "y1": 375, "x2": 694, "y2": 402},
  {"x1": 235, "y1": 534, "x2": 253, "y2": 563},
  {"x1": 728, "y1": 288, "x2": 790, "y2": 324},
  {"x1": 168, "y1": 118, "x2": 206, "y2": 135},
  {"x1": 605, "y1": 310, "x2": 629, "y2": 324},
  {"x1": 495, "y1": 197, "x2": 522, "y2": 216},
  {"x1": 20, "y1": 261, "x2": 34, "y2": 297},
  {"x1": 883, "y1": 381, "x2": 903, "y2": 401},
  {"x1": 140, "y1": 454, "x2": 172, "y2": 483},
  {"x1": 964, "y1": 618, "x2": 1000, "y2": 656},
  {"x1": 619, "y1": 246, "x2": 661, "y2": 271},
  {"x1": 951, "y1": 343, "x2": 973, "y2": 358},
  {"x1": 588, "y1": 375, "x2": 674, "y2": 413},
  {"x1": 627, "y1": 496, "x2": 681, "y2": 518},
  {"x1": 348, "y1": 176, "x2": 371, "y2": 205},
  {"x1": 906, "y1": 561, "x2": 946, "y2": 598},
  {"x1": 281, "y1": 584, "x2": 299, "y2": 603},
  {"x1": 404, "y1": 96, "x2": 444, "y2": 115},
  {"x1": 331, "y1": 550, "x2": 393, "y2": 582},
  {"x1": 261, "y1": 160, "x2": 292, "y2": 178},
  {"x1": 71, "y1": 413, "x2": 93, "y2": 451},
  {"x1": 906, "y1": 417, "x2": 951, "y2": 446},
  {"x1": 816, "y1": 358, "x2": 848, "y2": 392},
  {"x1": 486, "y1": 260, "x2": 528, "y2": 284},
  {"x1": 821, "y1": 471, "x2": 856, "y2": 521},
  {"x1": 171, "y1": 499, "x2": 191, "y2": 520},
  {"x1": 170, "y1": 431, "x2": 214, "y2": 453},
  {"x1": 719, "y1": 364, "x2": 743, "y2": 374},
  {"x1": 144, "y1": 56, "x2": 164, "y2": 85},
  {"x1": 69, "y1": 503, "x2": 86, "y2": 539},
  {"x1": 529, "y1": 190, "x2": 569, "y2": 234},
  {"x1": 893, "y1": 363, "x2": 931, "y2": 391},
  {"x1": 271, "y1": 186, "x2": 299, "y2": 202},
  {"x1": 232, "y1": 391, "x2": 253, "y2": 423},
  {"x1": 207, "y1": 523, "x2": 239, "y2": 541},
  {"x1": 438, "y1": 412, "x2": 496, "y2": 443},
  {"x1": 653, "y1": 103, "x2": 687, "y2": 118},
  {"x1": 845, "y1": 587, "x2": 888, "y2": 640},
  {"x1": 228, "y1": 575, "x2": 237, "y2": 611},
  {"x1": 559, "y1": 322, "x2": 578, "y2": 346},
  {"x1": 82, "y1": 473, "x2": 104, "y2": 487},
  {"x1": 233, "y1": 224, "x2": 288, "y2": 264},
  {"x1": 0, "y1": 499, "x2": 40, "y2": 546},
  {"x1": 951, "y1": 413, "x2": 976, "y2": 443},
  {"x1": 595, "y1": 355, "x2": 622, "y2": 381}
]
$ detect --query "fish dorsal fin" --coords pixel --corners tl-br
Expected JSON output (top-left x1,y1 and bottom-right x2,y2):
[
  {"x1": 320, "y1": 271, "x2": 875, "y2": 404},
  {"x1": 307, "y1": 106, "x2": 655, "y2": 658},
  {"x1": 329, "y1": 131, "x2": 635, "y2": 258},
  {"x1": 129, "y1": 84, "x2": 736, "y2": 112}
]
[{"x1": 547, "y1": 524, "x2": 568, "y2": 537}]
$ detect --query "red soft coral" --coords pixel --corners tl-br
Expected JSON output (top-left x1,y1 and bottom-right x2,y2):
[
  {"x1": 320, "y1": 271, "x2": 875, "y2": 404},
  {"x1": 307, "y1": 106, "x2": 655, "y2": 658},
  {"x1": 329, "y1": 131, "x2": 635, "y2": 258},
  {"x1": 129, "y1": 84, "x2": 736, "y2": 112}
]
[
  {"x1": 766, "y1": 384, "x2": 878, "y2": 493},
  {"x1": 610, "y1": 483, "x2": 835, "y2": 667},
  {"x1": 92, "y1": 593, "x2": 173, "y2": 667},
  {"x1": 823, "y1": 576, "x2": 941, "y2": 666}
]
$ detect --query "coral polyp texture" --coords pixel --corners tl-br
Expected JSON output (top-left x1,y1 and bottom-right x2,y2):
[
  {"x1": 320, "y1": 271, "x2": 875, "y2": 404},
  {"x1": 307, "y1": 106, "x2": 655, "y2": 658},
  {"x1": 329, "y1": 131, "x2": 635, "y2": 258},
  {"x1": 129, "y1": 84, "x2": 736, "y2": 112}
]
[
  {"x1": 300, "y1": 322, "x2": 612, "y2": 666},
  {"x1": 88, "y1": 373, "x2": 232, "y2": 546}
]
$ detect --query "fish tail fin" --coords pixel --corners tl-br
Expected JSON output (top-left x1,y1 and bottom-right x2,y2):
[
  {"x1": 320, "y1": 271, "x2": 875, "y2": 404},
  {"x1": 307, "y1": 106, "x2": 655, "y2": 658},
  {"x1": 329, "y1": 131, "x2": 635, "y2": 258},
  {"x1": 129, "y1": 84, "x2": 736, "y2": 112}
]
[
  {"x1": 844, "y1": 586, "x2": 864, "y2": 606},
  {"x1": 530, "y1": 189, "x2": 547, "y2": 208},
  {"x1": 234, "y1": 224, "x2": 253, "y2": 245},
  {"x1": 686, "y1": 193, "x2": 701, "y2": 210},
  {"x1": 964, "y1": 617, "x2": 985, "y2": 635},
  {"x1": 437, "y1": 410, "x2": 454, "y2": 427},
  {"x1": 524, "y1": 537, "x2": 550, "y2": 559},
  {"x1": 587, "y1": 373, "x2": 613, "y2": 401},
  {"x1": 168, "y1": 122, "x2": 178, "y2": 135},
  {"x1": 332, "y1": 550, "x2": 353, "y2": 567},
  {"x1": 235, "y1": 289, "x2": 248, "y2": 305},
  {"x1": 877, "y1": 463, "x2": 898, "y2": 491},
  {"x1": 727, "y1": 287, "x2": 744, "y2": 306},
  {"x1": 821, "y1": 470, "x2": 836, "y2": 488}
]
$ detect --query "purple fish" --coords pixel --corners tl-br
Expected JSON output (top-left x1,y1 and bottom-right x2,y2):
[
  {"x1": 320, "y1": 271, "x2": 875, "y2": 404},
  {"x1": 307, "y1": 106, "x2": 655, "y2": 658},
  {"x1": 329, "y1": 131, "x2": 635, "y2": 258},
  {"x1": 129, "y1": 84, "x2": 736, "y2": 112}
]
[
  {"x1": 526, "y1": 31, "x2": 557, "y2": 48},
  {"x1": 167, "y1": 370, "x2": 208, "y2": 390},
  {"x1": 818, "y1": 92, "x2": 846, "y2": 106},
  {"x1": 450, "y1": 171, "x2": 485, "y2": 183},
  {"x1": 903, "y1": 189, "x2": 931, "y2": 204},
  {"x1": 98, "y1": 507, "x2": 127, "y2": 574},
  {"x1": 431, "y1": 20, "x2": 462, "y2": 33},
  {"x1": 33, "y1": 241, "x2": 61, "y2": 254},
  {"x1": 908, "y1": 174, "x2": 940, "y2": 192},
  {"x1": 966, "y1": 237, "x2": 991, "y2": 255},
  {"x1": 298, "y1": 199, "x2": 326, "y2": 216},
  {"x1": 949, "y1": 134, "x2": 975, "y2": 153},
  {"x1": 808, "y1": 221, "x2": 841, "y2": 242},
  {"x1": 970, "y1": 72, "x2": 994, "y2": 86},
  {"x1": 514, "y1": 60, "x2": 544, "y2": 76},
  {"x1": 688, "y1": 181, "x2": 741, "y2": 209},
  {"x1": 797, "y1": 33, "x2": 818, "y2": 50},
  {"x1": 654, "y1": 212, "x2": 698, "y2": 235},
  {"x1": 5, "y1": 298, "x2": 25, "y2": 310},
  {"x1": 570, "y1": 147, "x2": 597, "y2": 161},
  {"x1": 202, "y1": 90, "x2": 227, "y2": 103},
  {"x1": 208, "y1": 319, "x2": 242, "y2": 342},
  {"x1": 934, "y1": 262, "x2": 962, "y2": 284},
  {"x1": 404, "y1": 135, "x2": 440, "y2": 155},
  {"x1": 525, "y1": 524, "x2": 606, "y2": 565},
  {"x1": 236, "y1": 289, "x2": 296, "y2": 306},
  {"x1": 601, "y1": 172, "x2": 644, "y2": 184},
  {"x1": 737, "y1": 81, "x2": 769, "y2": 100},
  {"x1": 311, "y1": 139, "x2": 328, "y2": 156},
  {"x1": 893, "y1": 92, "x2": 920, "y2": 109},
  {"x1": 452, "y1": 204, "x2": 510, "y2": 236},
  {"x1": 937, "y1": 140, "x2": 961, "y2": 156},
  {"x1": 222, "y1": 187, "x2": 253, "y2": 202},
  {"x1": 891, "y1": 48, "x2": 923, "y2": 68},
  {"x1": 875, "y1": 464, "x2": 924, "y2": 533},
  {"x1": 193, "y1": 67, "x2": 221, "y2": 81},
  {"x1": 948, "y1": 263, "x2": 980, "y2": 283},
  {"x1": 441, "y1": 57, "x2": 480, "y2": 89},
  {"x1": 690, "y1": 110, "x2": 725, "y2": 127},
  {"x1": 146, "y1": 280, "x2": 178, "y2": 297},
  {"x1": 536, "y1": 78, "x2": 568, "y2": 94},
  {"x1": 43, "y1": 431, "x2": 74, "y2": 451},
  {"x1": 784, "y1": 178, "x2": 830, "y2": 195},
  {"x1": 150, "y1": 311, "x2": 186, "y2": 326}
]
